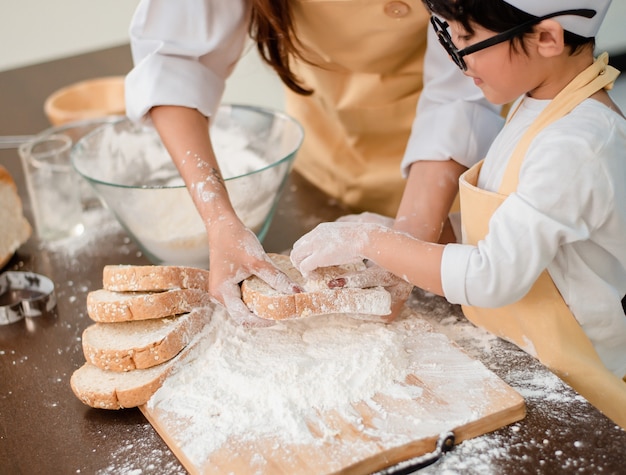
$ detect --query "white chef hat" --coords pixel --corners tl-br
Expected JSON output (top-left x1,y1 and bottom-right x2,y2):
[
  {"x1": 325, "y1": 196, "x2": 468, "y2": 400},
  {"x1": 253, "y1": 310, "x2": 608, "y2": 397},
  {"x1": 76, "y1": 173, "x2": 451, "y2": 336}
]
[{"x1": 502, "y1": 0, "x2": 611, "y2": 38}]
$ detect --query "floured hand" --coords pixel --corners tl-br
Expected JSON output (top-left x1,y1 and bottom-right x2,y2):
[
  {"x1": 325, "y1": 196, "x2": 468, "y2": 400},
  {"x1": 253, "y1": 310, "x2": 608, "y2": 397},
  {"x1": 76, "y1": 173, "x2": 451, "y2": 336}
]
[
  {"x1": 150, "y1": 106, "x2": 302, "y2": 326},
  {"x1": 291, "y1": 222, "x2": 381, "y2": 275},
  {"x1": 291, "y1": 221, "x2": 413, "y2": 322},
  {"x1": 290, "y1": 213, "x2": 394, "y2": 274},
  {"x1": 210, "y1": 221, "x2": 301, "y2": 326}
]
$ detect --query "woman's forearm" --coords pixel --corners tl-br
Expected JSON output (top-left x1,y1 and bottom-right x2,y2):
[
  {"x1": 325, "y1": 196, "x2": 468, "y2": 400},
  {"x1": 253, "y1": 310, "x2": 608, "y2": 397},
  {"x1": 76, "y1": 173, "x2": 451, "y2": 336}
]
[
  {"x1": 395, "y1": 159, "x2": 466, "y2": 243},
  {"x1": 150, "y1": 106, "x2": 241, "y2": 236}
]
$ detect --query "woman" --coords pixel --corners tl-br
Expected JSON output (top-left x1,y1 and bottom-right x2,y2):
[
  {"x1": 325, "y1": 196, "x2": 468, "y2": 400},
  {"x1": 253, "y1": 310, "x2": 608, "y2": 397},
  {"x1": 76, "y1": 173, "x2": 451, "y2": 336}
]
[{"x1": 124, "y1": 0, "x2": 503, "y2": 323}]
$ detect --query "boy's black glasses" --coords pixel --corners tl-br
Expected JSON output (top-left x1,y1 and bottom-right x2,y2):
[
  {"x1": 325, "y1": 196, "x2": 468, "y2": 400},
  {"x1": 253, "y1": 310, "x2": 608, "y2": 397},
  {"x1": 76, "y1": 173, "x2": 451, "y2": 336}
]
[{"x1": 430, "y1": 9, "x2": 597, "y2": 71}]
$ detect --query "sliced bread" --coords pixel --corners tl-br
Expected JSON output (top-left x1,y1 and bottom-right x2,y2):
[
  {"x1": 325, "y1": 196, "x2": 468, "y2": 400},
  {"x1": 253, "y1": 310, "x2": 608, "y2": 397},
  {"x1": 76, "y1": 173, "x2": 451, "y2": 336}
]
[
  {"x1": 86, "y1": 288, "x2": 213, "y2": 323},
  {"x1": 82, "y1": 306, "x2": 213, "y2": 371},
  {"x1": 102, "y1": 265, "x2": 211, "y2": 292},
  {"x1": 0, "y1": 165, "x2": 31, "y2": 269},
  {"x1": 70, "y1": 339, "x2": 198, "y2": 410},
  {"x1": 241, "y1": 253, "x2": 392, "y2": 320}
]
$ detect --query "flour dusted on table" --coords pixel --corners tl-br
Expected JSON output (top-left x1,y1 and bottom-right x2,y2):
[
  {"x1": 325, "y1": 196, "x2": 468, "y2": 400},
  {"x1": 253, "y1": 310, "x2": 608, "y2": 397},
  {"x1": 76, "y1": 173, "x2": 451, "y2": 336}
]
[
  {"x1": 146, "y1": 305, "x2": 515, "y2": 469},
  {"x1": 148, "y1": 307, "x2": 411, "y2": 461}
]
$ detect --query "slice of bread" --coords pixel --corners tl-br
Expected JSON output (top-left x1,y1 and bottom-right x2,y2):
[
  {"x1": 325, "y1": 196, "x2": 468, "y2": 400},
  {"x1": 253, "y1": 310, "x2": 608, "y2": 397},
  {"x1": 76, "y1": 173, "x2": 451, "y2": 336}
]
[
  {"x1": 70, "y1": 339, "x2": 198, "y2": 410},
  {"x1": 0, "y1": 165, "x2": 31, "y2": 269},
  {"x1": 82, "y1": 306, "x2": 213, "y2": 371},
  {"x1": 86, "y1": 288, "x2": 213, "y2": 323},
  {"x1": 102, "y1": 265, "x2": 211, "y2": 292},
  {"x1": 241, "y1": 253, "x2": 392, "y2": 320}
]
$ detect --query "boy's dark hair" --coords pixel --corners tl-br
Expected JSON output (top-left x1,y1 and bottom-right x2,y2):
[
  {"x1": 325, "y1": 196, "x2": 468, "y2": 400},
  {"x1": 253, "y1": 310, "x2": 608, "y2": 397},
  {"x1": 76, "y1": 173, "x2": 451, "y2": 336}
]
[{"x1": 423, "y1": 0, "x2": 594, "y2": 55}]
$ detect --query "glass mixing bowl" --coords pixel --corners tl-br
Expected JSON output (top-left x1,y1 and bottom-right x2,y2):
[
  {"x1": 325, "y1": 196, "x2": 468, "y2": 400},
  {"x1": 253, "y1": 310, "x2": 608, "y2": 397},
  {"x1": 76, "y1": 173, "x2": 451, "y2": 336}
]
[{"x1": 71, "y1": 104, "x2": 304, "y2": 267}]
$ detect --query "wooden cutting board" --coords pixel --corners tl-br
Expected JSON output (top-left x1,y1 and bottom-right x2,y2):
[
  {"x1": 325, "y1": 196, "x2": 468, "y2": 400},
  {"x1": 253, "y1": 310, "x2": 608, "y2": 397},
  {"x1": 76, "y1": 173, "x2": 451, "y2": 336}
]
[{"x1": 140, "y1": 306, "x2": 525, "y2": 475}]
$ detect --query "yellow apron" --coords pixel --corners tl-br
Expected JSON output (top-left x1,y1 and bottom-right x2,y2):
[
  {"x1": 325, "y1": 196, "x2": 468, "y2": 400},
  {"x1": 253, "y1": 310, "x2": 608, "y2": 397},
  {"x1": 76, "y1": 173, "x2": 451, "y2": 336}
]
[
  {"x1": 286, "y1": 0, "x2": 429, "y2": 216},
  {"x1": 459, "y1": 54, "x2": 626, "y2": 429}
]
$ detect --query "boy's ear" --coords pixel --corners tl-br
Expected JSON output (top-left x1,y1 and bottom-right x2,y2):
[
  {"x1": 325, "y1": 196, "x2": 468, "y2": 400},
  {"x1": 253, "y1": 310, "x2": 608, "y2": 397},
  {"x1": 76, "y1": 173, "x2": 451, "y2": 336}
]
[{"x1": 534, "y1": 19, "x2": 565, "y2": 58}]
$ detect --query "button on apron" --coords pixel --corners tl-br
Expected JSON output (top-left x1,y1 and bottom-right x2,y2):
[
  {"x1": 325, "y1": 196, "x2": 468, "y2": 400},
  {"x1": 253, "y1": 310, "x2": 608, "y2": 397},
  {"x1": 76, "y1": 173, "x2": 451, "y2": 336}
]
[{"x1": 384, "y1": 1, "x2": 411, "y2": 18}]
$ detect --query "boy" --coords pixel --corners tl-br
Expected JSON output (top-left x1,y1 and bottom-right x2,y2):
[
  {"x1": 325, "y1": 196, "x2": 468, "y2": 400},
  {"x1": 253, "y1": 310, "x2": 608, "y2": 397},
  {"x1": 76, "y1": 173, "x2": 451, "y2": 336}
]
[{"x1": 290, "y1": 0, "x2": 626, "y2": 428}]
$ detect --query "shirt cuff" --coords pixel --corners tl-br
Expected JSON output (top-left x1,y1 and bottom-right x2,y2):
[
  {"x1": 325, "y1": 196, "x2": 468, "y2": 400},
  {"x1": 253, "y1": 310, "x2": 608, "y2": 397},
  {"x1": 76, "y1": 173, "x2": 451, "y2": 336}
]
[
  {"x1": 441, "y1": 243, "x2": 473, "y2": 305},
  {"x1": 125, "y1": 54, "x2": 225, "y2": 123}
]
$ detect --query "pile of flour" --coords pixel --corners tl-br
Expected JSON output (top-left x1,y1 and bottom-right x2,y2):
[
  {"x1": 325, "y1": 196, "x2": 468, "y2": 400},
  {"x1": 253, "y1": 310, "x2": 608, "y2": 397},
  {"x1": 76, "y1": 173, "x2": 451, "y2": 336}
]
[{"x1": 147, "y1": 306, "x2": 502, "y2": 469}]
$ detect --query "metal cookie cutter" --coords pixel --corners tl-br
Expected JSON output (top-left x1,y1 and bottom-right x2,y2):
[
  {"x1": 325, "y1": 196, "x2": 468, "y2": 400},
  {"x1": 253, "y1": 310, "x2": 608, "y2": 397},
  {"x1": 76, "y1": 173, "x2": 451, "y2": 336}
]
[{"x1": 0, "y1": 271, "x2": 57, "y2": 325}]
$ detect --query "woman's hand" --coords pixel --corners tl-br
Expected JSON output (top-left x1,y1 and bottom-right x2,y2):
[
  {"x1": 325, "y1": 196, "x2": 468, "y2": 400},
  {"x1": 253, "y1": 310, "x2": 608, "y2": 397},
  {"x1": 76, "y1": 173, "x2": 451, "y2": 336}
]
[
  {"x1": 208, "y1": 216, "x2": 301, "y2": 326},
  {"x1": 150, "y1": 105, "x2": 300, "y2": 325}
]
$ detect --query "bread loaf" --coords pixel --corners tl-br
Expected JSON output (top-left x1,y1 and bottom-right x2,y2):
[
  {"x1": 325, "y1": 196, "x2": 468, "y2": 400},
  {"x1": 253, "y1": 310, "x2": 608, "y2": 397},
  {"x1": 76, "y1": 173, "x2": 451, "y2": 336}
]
[
  {"x1": 82, "y1": 306, "x2": 212, "y2": 371},
  {"x1": 72, "y1": 265, "x2": 216, "y2": 409},
  {"x1": 86, "y1": 288, "x2": 213, "y2": 323},
  {"x1": 70, "y1": 340, "x2": 198, "y2": 409},
  {"x1": 241, "y1": 253, "x2": 392, "y2": 320},
  {"x1": 0, "y1": 165, "x2": 31, "y2": 269},
  {"x1": 102, "y1": 265, "x2": 210, "y2": 292}
]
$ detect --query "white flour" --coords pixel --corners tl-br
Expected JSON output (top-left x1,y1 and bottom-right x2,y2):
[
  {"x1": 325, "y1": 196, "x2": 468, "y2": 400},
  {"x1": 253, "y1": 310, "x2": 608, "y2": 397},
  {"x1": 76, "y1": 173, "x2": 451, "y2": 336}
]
[
  {"x1": 17, "y1": 205, "x2": 619, "y2": 474},
  {"x1": 146, "y1": 305, "x2": 513, "y2": 471},
  {"x1": 77, "y1": 121, "x2": 291, "y2": 266}
]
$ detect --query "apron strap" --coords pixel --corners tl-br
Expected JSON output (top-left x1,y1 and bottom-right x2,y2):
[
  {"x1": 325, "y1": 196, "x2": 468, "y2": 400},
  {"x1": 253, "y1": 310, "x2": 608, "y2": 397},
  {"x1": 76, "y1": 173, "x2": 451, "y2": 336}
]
[
  {"x1": 461, "y1": 52, "x2": 626, "y2": 428},
  {"x1": 499, "y1": 52, "x2": 620, "y2": 195}
]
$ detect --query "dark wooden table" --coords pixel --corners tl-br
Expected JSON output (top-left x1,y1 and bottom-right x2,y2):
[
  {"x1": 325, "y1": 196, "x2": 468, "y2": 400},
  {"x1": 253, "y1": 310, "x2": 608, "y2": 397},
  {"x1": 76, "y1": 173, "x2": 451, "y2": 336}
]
[{"x1": 1, "y1": 45, "x2": 624, "y2": 475}]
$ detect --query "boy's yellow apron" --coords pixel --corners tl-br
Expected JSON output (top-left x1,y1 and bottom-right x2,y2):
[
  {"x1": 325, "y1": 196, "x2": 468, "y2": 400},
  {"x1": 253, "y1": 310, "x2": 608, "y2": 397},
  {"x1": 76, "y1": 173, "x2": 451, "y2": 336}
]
[
  {"x1": 285, "y1": 0, "x2": 429, "y2": 216},
  {"x1": 459, "y1": 53, "x2": 626, "y2": 429}
]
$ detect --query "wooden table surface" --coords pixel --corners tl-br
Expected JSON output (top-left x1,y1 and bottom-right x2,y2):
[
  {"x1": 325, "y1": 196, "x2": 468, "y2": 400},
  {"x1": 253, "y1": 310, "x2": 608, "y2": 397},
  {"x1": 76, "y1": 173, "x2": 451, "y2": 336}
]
[{"x1": 1, "y1": 45, "x2": 624, "y2": 475}]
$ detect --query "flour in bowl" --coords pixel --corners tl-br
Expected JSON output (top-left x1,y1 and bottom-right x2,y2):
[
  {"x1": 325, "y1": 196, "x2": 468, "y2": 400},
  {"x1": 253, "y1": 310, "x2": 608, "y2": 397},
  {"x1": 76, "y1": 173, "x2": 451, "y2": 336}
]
[{"x1": 82, "y1": 120, "x2": 292, "y2": 266}]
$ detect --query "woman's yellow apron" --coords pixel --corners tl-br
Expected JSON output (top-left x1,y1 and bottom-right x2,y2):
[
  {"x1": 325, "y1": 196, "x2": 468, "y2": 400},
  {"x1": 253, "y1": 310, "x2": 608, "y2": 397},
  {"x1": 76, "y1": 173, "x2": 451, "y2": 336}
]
[
  {"x1": 459, "y1": 54, "x2": 626, "y2": 429},
  {"x1": 286, "y1": 0, "x2": 429, "y2": 216}
]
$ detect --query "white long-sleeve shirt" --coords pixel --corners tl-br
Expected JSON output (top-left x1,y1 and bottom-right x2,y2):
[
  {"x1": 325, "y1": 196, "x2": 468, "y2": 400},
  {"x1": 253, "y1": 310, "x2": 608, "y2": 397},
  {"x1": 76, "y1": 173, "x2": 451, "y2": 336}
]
[
  {"x1": 124, "y1": 0, "x2": 503, "y2": 173},
  {"x1": 442, "y1": 96, "x2": 626, "y2": 377}
]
